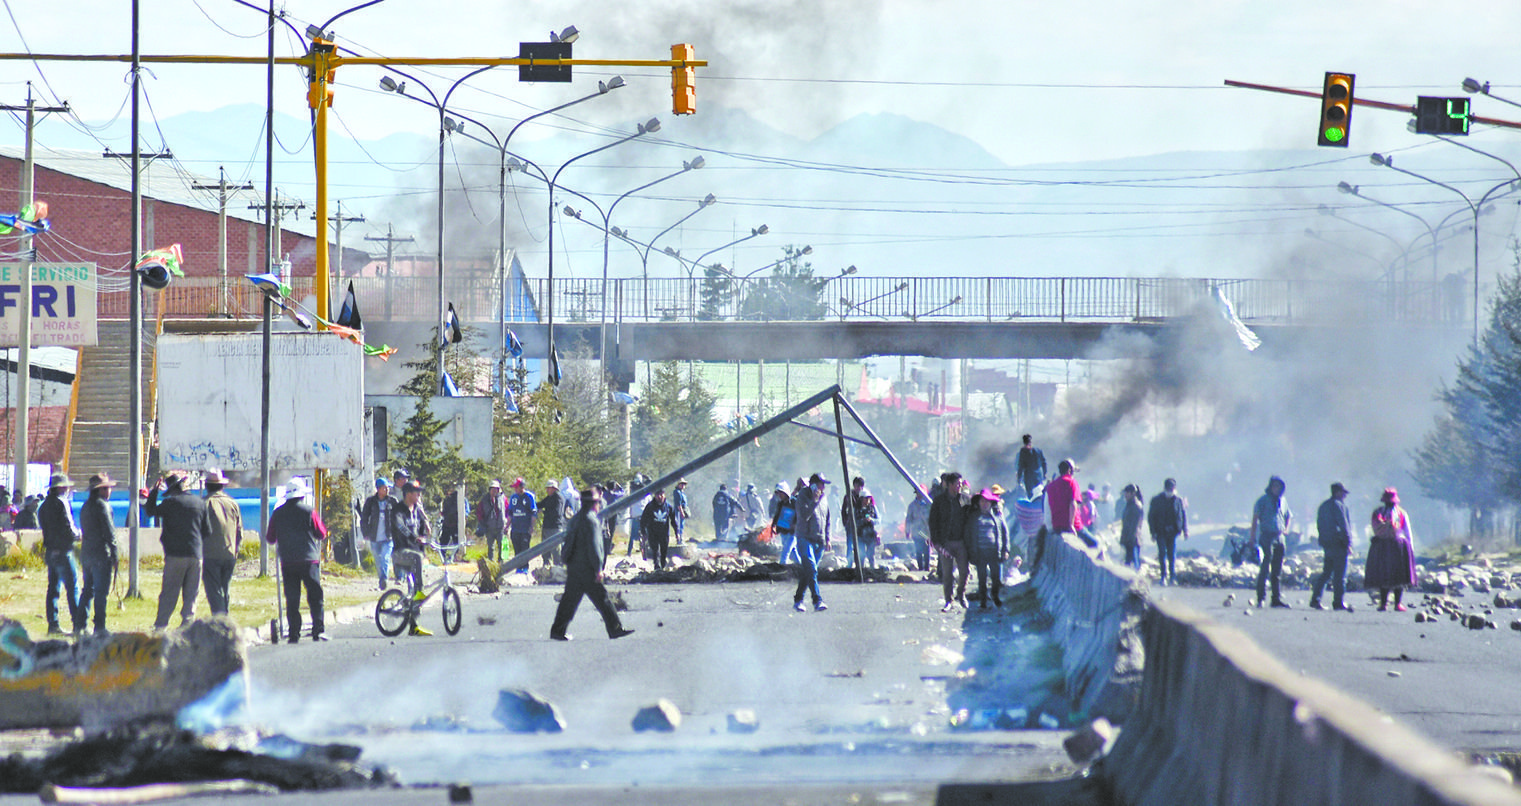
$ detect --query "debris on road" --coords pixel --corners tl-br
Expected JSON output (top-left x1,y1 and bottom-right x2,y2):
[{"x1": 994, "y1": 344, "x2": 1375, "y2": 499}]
[
  {"x1": 631, "y1": 699, "x2": 682, "y2": 732},
  {"x1": 726, "y1": 709, "x2": 760, "y2": 734},
  {"x1": 491, "y1": 689, "x2": 565, "y2": 734},
  {"x1": 0, "y1": 617, "x2": 245, "y2": 732},
  {"x1": 0, "y1": 720, "x2": 392, "y2": 794}
]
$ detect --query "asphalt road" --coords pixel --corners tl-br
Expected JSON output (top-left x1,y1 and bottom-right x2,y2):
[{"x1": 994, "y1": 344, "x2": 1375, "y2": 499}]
[
  {"x1": 1152, "y1": 583, "x2": 1521, "y2": 753},
  {"x1": 240, "y1": 578, "x2": 1077, "y2": 796}
]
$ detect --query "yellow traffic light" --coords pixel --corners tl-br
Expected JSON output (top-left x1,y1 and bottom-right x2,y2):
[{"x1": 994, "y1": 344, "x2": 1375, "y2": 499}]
[
  {"x1": 671, "y1": 43, "x2": 696, "y2": 115},
  {"x1": 1318, "y1": 72, "x2": 1354, "y2": 147}
]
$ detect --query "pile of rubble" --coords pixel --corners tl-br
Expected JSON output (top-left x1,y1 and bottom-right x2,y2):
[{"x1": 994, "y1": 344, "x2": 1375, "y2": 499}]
[
  {"x1": 491, "y1": 545, "x2": 929, "y2": 588},
  {"x1": 1149, "y1": 541, "x2": 1521, "y2": 600},
  {"x1": 0, "y1": 719, "x2": 394, "y2": 794}
]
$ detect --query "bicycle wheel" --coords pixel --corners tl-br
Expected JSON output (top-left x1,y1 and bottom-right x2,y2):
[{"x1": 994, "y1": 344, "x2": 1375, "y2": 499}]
[
  {"x1": 376, "y1": 588, "x2": 411, "y2": 636},
  {"x1": 441, "y1": 586, "x2": 462, "y2": 636}
]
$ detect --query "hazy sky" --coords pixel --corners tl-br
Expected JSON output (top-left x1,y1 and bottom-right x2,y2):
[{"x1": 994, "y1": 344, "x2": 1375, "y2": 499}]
[{"x1": 5, "y1": 0, "x2": 1521, "y2": 166}]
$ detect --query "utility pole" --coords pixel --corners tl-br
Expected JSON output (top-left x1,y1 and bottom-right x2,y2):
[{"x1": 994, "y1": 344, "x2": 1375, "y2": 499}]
[
  {"x1": 365, "y1": 225, "x2": 413, "y2": 320},
  {"x1": 315, "y1": 200, "x2": 364, "y2": 320},
  {"x1": 249, "y1": 194, "x2": 306, "y2": 271},
  {"x1": 0, "y1": 83, "x2": 66, "y2": 499},
  {"x1": 192, "y1": 167, "x2": 254, "y2": 316}
]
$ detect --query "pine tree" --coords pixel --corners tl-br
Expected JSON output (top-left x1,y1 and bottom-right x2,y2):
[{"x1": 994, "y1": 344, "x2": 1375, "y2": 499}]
[
  {"x1": 737, "y1": 245, "x2": 832, "y2": 321},
  {"x1": 633, "y1": 361, "x2": 722, "y2": 475}
]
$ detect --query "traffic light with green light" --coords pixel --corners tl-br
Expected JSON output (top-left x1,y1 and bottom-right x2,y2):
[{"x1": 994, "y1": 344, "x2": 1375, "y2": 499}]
[
  {"x1": 1318, "y1": 72, "x2": 1354, "y2": 147},
  {"x1": 671, "y1": 43, "x2": 696, "y2": 115}
]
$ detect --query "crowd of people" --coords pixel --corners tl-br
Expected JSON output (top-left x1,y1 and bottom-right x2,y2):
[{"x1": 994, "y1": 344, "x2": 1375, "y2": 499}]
[{"x1": 23, "y1": 429, "x2": 1425, "y2": 644}]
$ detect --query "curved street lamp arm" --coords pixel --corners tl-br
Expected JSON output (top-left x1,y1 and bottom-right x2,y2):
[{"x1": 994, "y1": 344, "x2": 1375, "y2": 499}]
[
  {"x1": 643, "y1": 200, "x2": 713, "y2": 263},
  {"x1": 320, "y1": 0, "x2": 389, "y2": 32}
]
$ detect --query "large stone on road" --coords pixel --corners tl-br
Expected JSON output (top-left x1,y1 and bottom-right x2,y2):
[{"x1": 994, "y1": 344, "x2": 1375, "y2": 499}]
[
  {"x1": 631, "y1": 699, "x2": 682, "y2": 732},
  {"x1": 492, "y1": 689, "x2": 566, "y2": 733},
  {"x1": 0, "y1": 616, "x2": 245, "y2": 730}
]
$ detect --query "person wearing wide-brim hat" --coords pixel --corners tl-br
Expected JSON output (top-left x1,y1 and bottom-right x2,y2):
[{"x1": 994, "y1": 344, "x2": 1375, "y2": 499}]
[
  {"x1": 39, "y1": 472, "x2": 84, "y2": 635},
  {"x1": 1366, "y1": 487, "x2": 1418, "y2": 612},
  {"x1": 201, "y1": 469, "x2": 243, "y2": 617},
  {"x1": 549, "y1": 486, "x2": 634, "y2": 641},
  {"x1": 266, "y1": 476, "x2": 331, "y2": 642},
  {"x1": 79, "y1": 472, "x2": 119, "y2": 635},
  {"x1": 146, "y1": 471, "x2": 211, "y2": 631}
]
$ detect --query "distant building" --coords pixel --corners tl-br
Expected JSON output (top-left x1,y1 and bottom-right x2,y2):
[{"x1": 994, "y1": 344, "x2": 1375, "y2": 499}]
[{"x1": 0, "y1": 145, "x2": 332, "y2": 318}]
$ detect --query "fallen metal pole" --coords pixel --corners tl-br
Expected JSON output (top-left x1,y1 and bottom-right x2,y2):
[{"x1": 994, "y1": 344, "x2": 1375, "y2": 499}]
[
  {"x1": 787, "y1": 418, "x2": 875, "y2": 448},
  {"x1": 833, "y1": 395, "x2": 862, "y2": 582},
  {"x1": 499, "y1": 384, "x2": 843, "y2": 573},
  {"x1": 835, "y1": 394, "x2": 925, "y2": 501}
]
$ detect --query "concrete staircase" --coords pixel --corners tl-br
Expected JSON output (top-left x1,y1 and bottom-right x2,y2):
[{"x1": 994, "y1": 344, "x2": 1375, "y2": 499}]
[{"x1": 67, "y1": 320, "x2": 156, "y2": 485}]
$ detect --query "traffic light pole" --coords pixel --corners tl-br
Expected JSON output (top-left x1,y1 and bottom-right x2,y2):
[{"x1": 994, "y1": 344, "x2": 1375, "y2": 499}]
[
  {"x1": 0, "y1": 47, "x2": 707, "y2": 369},
  {"x1": 1223, "y1": 79, "x2": 1521, "y2": 130}
]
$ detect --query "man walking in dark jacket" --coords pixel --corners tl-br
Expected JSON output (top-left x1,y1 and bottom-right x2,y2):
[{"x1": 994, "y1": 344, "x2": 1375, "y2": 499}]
[
  {"x1": 147, "y1": 473, "x2": 211, "y2": 630},
  {"x1": 79, "y1": 473, "x2": 117, "y2": 635},
  {"x1": 1310, "y1": 482, "x2": 1356, "y2": 612},
  {"x1": 1147, "y1": 478, "x2": 1188, "y2": 586},
  {"x1": 550, "y1": 487, "x2": 634, "y2": 641},
  {"x1": 39, "y1": 473, "x2": 84, "y2": 635},
  {"x1": 791, "y1": 474, "x2": 831, "y2": 612},
  {"x1": 266, "y1": 478, "x2": 329, "y2": 642},
  {"x1": 359, "y1": 478, "x2": 396, "y2": 589},
  {"x1": 929, "y1": 472, "x2": 972, "y2": 612}
]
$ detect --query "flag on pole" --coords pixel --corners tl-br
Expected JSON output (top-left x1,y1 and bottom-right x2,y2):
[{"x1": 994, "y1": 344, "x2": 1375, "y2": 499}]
[
  {"x1": 136, "y1": 243, "x2": 186, "y2": 277},
  {"x1": 441, "y1": 302, "x2": 463, "y2": 347},
  {"x1": 1211, "y1": 285, "x2": 1261, "y2": 352},
  {"x1": 611, "y1": 391, "x2": 638, "y2": 406},
  {"x1": 506, "y1": 328, "x2": 524, "y2": 359},
  {"x1": 336, "y1": 280, "x2": 362, "y2": 330},
  {"x1": 440, "y1": 369, "x2": 461, "y2": 397},
  {"x1": 548, "y1": 347, "x2": 562, "y2": 387},
  {"x1": 503, "y1": 384, "x2": 519, "y2": 414}
]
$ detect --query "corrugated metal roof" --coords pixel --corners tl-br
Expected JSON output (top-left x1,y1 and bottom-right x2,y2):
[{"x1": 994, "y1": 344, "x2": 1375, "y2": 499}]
[{"x1": 0, "y1": 144, "x2": 318, "y2": 238}]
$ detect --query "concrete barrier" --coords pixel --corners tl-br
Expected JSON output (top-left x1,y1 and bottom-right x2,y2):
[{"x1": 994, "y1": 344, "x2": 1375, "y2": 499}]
[
  {"x1": 0, "y1": 616, "x2": 246, "y2": 730},
  {"x1": 1029, "y1": 529, "x2": 1147, "y2": 723},
  {"x1": 1100, "y1": 599, "x2": 1521, "y2": 805}
]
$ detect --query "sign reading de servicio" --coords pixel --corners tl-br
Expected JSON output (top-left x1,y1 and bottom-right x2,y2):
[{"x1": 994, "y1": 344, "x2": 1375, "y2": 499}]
[{"x1": 0, "y1": 262, "x2": 97, "y2": 347}]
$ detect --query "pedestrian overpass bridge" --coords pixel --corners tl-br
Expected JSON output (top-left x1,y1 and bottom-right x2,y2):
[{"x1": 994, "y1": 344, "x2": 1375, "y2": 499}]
[{"x1": 147, "y1": 275, "x2": 1469, "y2": 361}]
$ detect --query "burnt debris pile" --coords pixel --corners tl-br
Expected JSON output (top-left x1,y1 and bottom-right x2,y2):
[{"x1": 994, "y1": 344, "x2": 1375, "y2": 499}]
[{"x1": 0, "y1": 719, "x2": 395, "y2": 794}]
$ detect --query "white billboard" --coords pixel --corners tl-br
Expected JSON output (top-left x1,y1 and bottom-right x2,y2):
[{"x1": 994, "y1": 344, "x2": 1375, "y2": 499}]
[
  {"x1": 0, "y1": 262, "x2": 97, "y2": 346},
  {"x1": 156, "y1": 332, "x2": 364, "y2": 471}
]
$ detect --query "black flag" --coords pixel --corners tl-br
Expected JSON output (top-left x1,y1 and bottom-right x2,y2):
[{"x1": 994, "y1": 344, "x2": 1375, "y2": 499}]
[
  {"x1": 441, "y1": 302, "x2": 463, "y2": 347},
  {"x1": 336, "y1": 280, "x2": 362, "y2": 330}
]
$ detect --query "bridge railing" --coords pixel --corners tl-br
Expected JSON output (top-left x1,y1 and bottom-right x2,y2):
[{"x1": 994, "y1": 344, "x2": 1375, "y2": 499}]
[{"x1": 121, "y1": 275, "x2": 1460, "y2": 325}]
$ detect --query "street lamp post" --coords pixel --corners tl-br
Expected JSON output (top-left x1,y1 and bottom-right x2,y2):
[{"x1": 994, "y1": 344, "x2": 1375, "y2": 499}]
[
  {"x1": 379, "y1": 65, "x2": 500, "y2": 393},
  {"x1": 421, "y1": 79, "x2": 627, "y2": 391},
  {"x1": 1336, "y1": 182, "x2": 1438, "y2": 280},
  {"x1": 592, "y1": 157, "x2": 705, "y2": 398},
  {"x1": 1463, "y1": 78, "x2": 1521, "y2": 112},
  {"x1": 1368, "y1": 153, "x2": 1517, "y2": 345},
  {"x1": 546, "y1": 118, "x2": 661, "y2": 382}
]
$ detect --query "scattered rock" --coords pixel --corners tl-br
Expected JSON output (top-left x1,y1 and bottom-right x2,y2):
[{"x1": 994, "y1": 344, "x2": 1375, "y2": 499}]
[
  {"x1": 492, "y1": 689, "x2": 565, "y2": 733},
  {"x1": 448, "y1": 783, "x2": 474, "y2": 803},
  {"x1": 1510, "y1": 620, "x2": 1521, "y2": 631},
  {"x1": 1466, "y1": 614, "x2": 1488, "y2": 630},
  {"x1": 1387, "y1": 671, "x2": 1402, "y2": 678},
  {"x1": 1062, "y1": 717, "x2": 1116, "y2": 765},
  {"x1": 476, "y1": 615, "x2": 497, "y2": 626},
  {"x1": 632, "y1": 699, "x2": 682, "y2": 732},
  {"x1": 1223, "y1": 594, "x2": 1236, "y2": 607},
  {"x1": 1414, "y1": 612, "x2": 1428, "y2": 623},
  {"x1": 726, "y1": 709, "x2": 760, "y2": 734}
]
